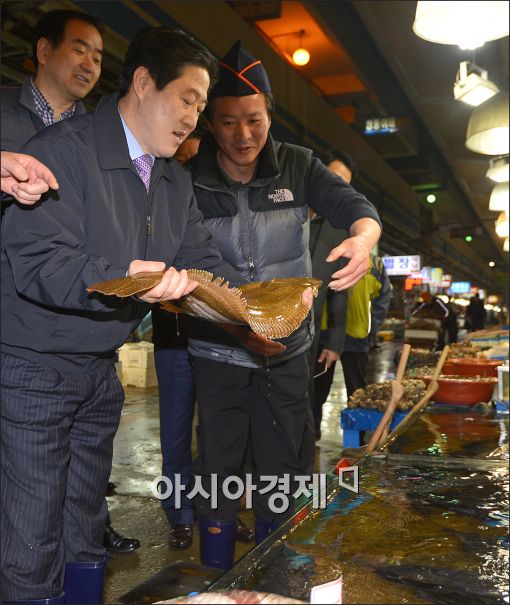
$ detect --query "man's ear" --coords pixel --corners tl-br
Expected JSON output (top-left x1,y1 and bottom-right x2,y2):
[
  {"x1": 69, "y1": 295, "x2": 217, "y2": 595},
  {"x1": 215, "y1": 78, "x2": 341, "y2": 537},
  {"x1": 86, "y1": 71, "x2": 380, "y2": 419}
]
[
  {"x1": 36, "y1": 37, "x2": 51, "y2": 66},
  {"x1": 132, "y1": 66, "x2": 152, "y2": 99}
]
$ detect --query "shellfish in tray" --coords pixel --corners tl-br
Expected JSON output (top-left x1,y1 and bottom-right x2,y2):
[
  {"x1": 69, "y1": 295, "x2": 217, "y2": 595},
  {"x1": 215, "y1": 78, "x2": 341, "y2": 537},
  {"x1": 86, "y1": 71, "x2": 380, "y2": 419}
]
[{"x1": 87, "y1": 269, "x2": 321, "y2": 340}]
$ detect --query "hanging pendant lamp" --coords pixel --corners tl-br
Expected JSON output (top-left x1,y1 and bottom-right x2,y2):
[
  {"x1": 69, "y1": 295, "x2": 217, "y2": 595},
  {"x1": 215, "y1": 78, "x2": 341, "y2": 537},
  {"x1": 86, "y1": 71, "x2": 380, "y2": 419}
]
[
  {"x1": 413, "y1": 1, "x2": 509, "y2": 50},
  {"x1": 486, "y1": 155, "x2": 509, "y2": 183},
  {"x1": 495, "y1": 211, "x2": 509, "y2": 238},
  {"x1": 489, "y1": 182, "x2": 509, "y2": 212},
  {"x1": 466, "y1": 92, "x2": 509, "y2": 155}
]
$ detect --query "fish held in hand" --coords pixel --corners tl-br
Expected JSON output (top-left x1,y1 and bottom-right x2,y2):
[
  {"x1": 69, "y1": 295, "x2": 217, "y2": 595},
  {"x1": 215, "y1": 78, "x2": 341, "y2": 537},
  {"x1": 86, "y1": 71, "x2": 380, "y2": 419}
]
[{"x1": 88, "y1": 269, "x2": 321, "y2": 340}]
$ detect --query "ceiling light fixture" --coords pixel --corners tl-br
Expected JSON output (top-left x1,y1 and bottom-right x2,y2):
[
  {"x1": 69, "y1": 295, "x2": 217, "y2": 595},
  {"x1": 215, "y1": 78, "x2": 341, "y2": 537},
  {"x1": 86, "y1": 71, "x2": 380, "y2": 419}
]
[
  {"x1": 495, "y1": 211, "x2": 509, "y2": 238},
  {"x1": 489, "y1": 261, "x2": 496, "y2": 267},
  {"x1": 453, "y1": 61, "x2": 499, "y2": 106},
  {"x1": 465, "y1": 92, "x2": 509, "y2": 156},
  {"x1": 292, "y1": 47, "x2": 310, "y2": 67},
  {"x1": 271, "y1": 29, "x2": 310, "y2": 67},
  {"x1": 426, "y1": 193, "x2": 437, "y2": 203},
  {"x1": 489, "y1": 182, "x2": 509, "y2": 212},
  {"x1": 486, "y1": 155, "x2": 509, "y2": 183},
  {"x1": 413, "y1": 1, "x2": 509, "y2": 50},
  {"x1": 292, "y1": 30, "x2": 310, "y2": 67}
]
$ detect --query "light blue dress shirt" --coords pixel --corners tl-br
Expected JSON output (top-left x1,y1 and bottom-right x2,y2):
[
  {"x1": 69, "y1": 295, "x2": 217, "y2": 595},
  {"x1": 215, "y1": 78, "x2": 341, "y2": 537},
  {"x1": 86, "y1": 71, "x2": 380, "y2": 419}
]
[{"x1": 118, "y1": 108, "x2": 155, "y2": 165}]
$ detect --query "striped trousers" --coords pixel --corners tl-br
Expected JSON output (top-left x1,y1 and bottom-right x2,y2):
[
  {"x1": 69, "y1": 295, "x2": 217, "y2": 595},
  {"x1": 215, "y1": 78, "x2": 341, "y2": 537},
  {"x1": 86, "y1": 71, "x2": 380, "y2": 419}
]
[{"x1": 0, "y1": 352, "x2": 124, "y2": 601}]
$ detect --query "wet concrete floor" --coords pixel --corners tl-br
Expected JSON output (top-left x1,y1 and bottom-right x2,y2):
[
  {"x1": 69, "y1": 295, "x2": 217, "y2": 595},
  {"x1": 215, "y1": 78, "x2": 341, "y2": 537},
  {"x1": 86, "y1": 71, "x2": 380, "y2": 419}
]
[{"x1": 104, "y1": 343, "x2": 394, "y2": 603}]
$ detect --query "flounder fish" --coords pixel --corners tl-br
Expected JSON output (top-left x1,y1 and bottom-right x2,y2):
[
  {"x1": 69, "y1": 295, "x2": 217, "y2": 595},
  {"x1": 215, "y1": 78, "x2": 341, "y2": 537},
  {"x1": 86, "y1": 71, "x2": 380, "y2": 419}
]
[{"x1": 87, "y1": 269, "x2": 321, "y2": 340}]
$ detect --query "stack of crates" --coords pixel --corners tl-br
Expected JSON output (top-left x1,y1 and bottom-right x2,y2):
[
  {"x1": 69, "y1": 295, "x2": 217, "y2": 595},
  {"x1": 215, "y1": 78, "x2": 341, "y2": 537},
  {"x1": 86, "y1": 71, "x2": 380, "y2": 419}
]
[{"x1": 116, "y1": 342, "x2": 157, "y2": 388}]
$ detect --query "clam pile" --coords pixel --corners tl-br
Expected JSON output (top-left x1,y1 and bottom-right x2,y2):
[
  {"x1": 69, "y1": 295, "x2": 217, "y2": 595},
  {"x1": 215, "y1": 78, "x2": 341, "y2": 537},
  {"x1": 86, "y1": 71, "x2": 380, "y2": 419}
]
[
  {"x1": 347, "y1": 379, "x2": 426, "y2": 411},
  {"x1": 395, "y1": 347, "x2": 439, "y2": 368},
  {"x1": 448, "y1": 342, "x2": 482, "y2": 358}
]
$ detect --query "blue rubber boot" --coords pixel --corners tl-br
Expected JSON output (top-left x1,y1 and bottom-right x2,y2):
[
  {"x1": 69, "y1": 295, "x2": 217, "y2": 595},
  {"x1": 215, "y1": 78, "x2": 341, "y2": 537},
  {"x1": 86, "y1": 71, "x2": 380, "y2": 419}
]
[
  {"x1": 255, "y1": 517, "x2": 280, "y2": 545},
  {"x1": 3, "y1": 596, "x2": 65, "y2": 604},
  {"x1": 199, "y1": 518, "x2": 236, "y2": 570},
  {"x1": 64, "y1": 560, "x2": 105, "y2": 604}
]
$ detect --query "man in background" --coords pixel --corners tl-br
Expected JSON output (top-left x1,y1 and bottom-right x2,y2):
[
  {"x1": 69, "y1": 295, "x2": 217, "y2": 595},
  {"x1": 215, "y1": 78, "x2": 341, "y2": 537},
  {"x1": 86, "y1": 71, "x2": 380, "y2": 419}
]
[
  {"x1": 152, "y1": 124, "x2": 255, "y2": 550},
  {"x1": 466, "y1": 292, "x2": 486, "y2": 331},
  {"x1": 309, "y1": 151, "x2": 355, "y2": 440},
  {"x1": 173, "y1": 120, "x2": 208, "y2": 164},
  {"x1": 341, "y1": 255, "x2": 392, "y2": 400}
]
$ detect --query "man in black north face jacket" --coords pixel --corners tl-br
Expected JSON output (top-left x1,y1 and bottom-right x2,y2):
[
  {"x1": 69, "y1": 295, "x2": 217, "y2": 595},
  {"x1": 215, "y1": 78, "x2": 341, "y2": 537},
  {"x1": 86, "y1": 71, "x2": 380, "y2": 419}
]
[{"x1": 183, "y1": 40, "x2": 382, "y2": 571}]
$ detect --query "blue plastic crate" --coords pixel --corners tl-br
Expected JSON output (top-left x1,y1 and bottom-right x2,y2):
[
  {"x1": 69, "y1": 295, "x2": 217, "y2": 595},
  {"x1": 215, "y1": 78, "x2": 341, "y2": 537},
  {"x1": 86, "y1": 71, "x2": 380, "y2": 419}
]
[
  {"x1": 340, "y1": 407, "x2": 410, "y2": 447},
  {"x1": 494, "y1": 400, "x2": 509, "y2": 414}
]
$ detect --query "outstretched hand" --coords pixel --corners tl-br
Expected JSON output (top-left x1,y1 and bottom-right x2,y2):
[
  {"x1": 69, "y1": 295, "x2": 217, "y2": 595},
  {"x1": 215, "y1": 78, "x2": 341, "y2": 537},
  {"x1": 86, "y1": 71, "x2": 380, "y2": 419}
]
[
  {"x1": 326, "y1": 217, "x2": 381, "y2": 291},
  {"x1": 326, "y1": 235, "x2": 371, "y2": 291},
  {"x1": 1, "y1": 151, "x2": 59, "y2": 205}
]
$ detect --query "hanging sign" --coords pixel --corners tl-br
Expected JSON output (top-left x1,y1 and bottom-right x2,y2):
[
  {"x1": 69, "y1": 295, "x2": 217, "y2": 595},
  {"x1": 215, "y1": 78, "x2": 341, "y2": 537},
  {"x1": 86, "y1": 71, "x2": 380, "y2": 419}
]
[
  {"x1": 382, "y1": 255, "x2": 421, "y2": 275},
  {"x1": 430, "y1": 267, "x2": 444, "y2": 286},
  {"x1": 450, "y1": 281, "x2": 471, "y2": 294}
]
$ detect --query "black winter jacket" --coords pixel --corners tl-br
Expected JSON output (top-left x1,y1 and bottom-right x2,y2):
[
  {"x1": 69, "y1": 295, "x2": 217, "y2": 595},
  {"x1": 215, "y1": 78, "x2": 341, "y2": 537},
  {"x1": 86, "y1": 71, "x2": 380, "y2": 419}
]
[
  {"x1": 1, "y1": 93, "x2": 241, "y2": 371},
  {"x1": 309, "y1": 218, "x2": 349, "y2": 362},
  {"x1": 187, "y1": 133, "x2": 381, "y2": 367}
]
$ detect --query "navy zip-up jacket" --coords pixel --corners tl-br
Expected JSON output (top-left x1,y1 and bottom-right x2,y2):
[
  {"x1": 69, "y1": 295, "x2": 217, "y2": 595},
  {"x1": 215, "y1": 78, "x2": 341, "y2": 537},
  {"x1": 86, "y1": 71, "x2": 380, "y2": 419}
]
[
  {"x1": 1, "y1": 93, "x2": 241, "y2": 371},
  {"x1": 1, "y1": 78, "x2": 87, "y2": 152}
]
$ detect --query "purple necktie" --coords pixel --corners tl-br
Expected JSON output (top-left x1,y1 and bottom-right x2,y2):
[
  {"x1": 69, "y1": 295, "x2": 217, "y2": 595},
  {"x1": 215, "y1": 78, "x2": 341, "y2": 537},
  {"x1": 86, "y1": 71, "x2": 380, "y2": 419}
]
[{"x1": 133, "y1": 154, "x2": 152, "y2": 191}]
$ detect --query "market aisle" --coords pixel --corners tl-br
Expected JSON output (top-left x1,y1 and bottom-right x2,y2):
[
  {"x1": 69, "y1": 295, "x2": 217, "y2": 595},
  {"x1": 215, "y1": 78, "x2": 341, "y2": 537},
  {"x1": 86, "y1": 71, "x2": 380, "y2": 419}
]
[{"x1": 104, "y1": 343, "x2": 396, "y2": 602}]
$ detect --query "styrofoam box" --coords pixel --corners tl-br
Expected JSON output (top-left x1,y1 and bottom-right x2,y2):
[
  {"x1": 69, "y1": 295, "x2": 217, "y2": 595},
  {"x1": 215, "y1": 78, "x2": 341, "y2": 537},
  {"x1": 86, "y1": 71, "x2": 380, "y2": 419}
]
[
  {"x1": 117, "y1": 342, "x2": 155, "y2": 369},
  {"x1": 409, "y1": 318, "x2": 442, "y2": 329},
  {"x1": 121, "y1": 365, "x2": 158, "y2": 388},
  {"x1": 115, "y1": 361, "x2": 123, "y2": 383},
  {"x1": 404, "y1": 329, "x2": 438, "y2": 339}
]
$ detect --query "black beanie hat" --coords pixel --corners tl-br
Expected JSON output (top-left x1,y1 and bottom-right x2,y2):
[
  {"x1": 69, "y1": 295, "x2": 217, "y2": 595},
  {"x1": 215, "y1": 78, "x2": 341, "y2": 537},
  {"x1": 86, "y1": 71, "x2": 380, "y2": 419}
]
[{"x1": 210, "y1": 40, "x2": 272, "y2": 98}]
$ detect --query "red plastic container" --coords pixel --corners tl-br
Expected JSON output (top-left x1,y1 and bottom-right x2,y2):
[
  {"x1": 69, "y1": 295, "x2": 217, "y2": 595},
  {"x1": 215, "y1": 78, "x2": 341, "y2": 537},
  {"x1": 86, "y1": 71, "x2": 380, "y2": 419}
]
[
  {"x1": 443, "y1": 357, "x2": 502, "y2": 378},
  {"x1": 442, "y1": 362, "x2": 456, "y2": 375},
  {"x1": 422, "y1": 375, "x2": 498, "y2": 405},
  {"x1": 334, "y1": 458, "x2": 354, "y2": 475}
]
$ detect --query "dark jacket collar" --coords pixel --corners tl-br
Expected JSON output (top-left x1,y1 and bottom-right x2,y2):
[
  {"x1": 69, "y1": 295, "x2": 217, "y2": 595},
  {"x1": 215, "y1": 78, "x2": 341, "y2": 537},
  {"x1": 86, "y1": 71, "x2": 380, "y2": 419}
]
[
  {"x1": 94, "y1": 92, "x2": 173, "y2": 182},
  {"x1": 192, "y1": 131, "x2": 280, "y2": 188},
  {"x1": 18, "y1": 77, "x2": 86, "y2": 118}
]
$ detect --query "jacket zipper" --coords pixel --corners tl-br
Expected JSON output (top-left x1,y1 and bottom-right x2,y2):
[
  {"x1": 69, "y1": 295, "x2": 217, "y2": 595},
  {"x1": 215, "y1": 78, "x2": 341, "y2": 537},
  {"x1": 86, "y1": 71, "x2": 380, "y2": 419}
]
[
  {"x1": 144, "y1": 186, "x2": 151, "y2": 257},
  {"x1": 124, "y1": 196, "x2": 151, "y2": 347},
  {"x1": 248, "y1": 256, "x2": 255, "y2": 281},
  {"x1": 237, "y1": 187, "x2": 255, "y2": 282}
]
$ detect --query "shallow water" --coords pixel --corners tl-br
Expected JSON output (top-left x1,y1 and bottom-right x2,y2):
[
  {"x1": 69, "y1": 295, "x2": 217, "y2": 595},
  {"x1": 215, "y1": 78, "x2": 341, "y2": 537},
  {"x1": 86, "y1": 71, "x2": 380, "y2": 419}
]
[
  {"x1": 212, "y1": 460, "x2": 509, "y2": 604},
  {"x1": 387, "y1": 405, "x2": 509, "y2": 460},
  {"x1": 212, "y1": 400, "x2": 509, "y2": 605}
]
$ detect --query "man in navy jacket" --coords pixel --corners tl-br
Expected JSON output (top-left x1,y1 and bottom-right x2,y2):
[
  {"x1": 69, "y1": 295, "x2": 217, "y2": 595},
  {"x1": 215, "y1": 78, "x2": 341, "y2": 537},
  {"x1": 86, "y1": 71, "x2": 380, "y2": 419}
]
[
  {"x1": 1, "y1": 7, "x2": 143, "y2": 556},
  {"x1": 1, "y1": 26, "x2": 241, "y2": 604}
]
